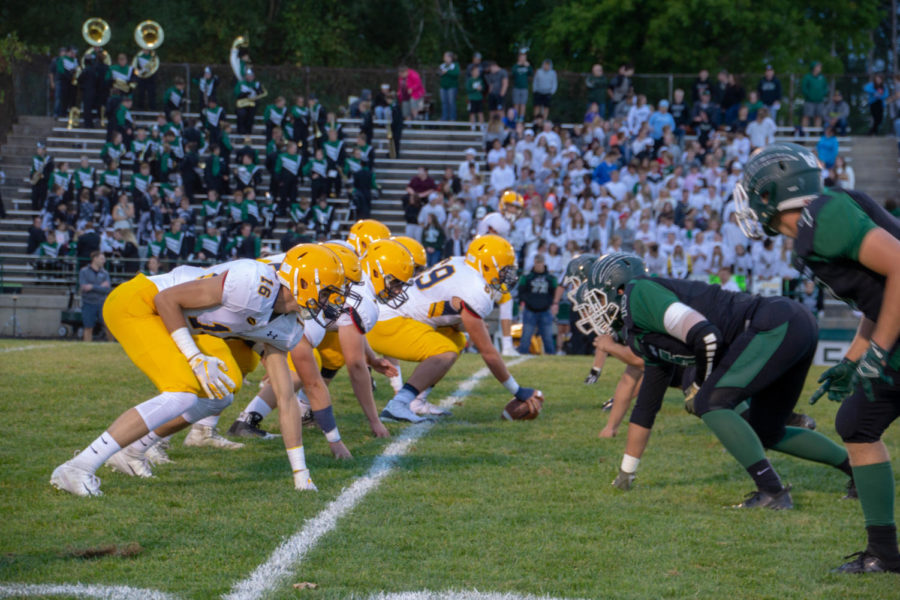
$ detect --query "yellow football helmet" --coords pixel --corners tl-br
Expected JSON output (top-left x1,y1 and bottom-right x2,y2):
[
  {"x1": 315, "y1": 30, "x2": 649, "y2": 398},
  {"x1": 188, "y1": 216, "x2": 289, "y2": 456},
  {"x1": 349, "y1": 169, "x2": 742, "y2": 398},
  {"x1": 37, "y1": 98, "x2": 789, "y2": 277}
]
[
  {"x1": 390, "y1": 235, "x2": 427, "y2": 274},
  {"x1": 361, "y1": 239, "x2": 415, "y2": 308},
  {"x1": 465, "y1": 234, "x2": 518, "y2": 293},
  {"x1": 322, "y1": 241, "x2": 362, "y2": 283},
  {"x1": 347, "y1": 219, "x2": 390, "y2": 254},
  {"x1": 499, "y1": 190, "x2": 524, "y2": 221},
  {"x1": 277, "y1": 244, "x2": 346, "y2": 325}
]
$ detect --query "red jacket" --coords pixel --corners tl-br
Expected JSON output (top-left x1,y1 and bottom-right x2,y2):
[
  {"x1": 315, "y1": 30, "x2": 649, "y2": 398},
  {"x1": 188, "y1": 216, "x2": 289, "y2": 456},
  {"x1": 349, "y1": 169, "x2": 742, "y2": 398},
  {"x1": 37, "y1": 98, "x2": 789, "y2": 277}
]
[{"x1": 398, "y1": 69, "x2": 425, "y2": 101}]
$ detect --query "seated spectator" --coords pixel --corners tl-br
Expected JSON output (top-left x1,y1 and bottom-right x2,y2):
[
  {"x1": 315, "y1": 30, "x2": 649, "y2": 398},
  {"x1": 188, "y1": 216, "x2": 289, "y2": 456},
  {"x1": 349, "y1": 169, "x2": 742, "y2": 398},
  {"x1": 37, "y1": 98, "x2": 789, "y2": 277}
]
[
  {"x1": 824, "y1": 90, "x2": 850, "y2": 136},
  {"x1": 489, "y1": 156, "x2": 516, "y2": 193},
  {"x1": 833, "y1": 155, "x2": 855, "y2": 190},
  {"x1": 746, "y1": 107, "x2": 776, "y2": 149},
  {"x1": 816, "y1": 127, "x2": 839, "y2": 169}
]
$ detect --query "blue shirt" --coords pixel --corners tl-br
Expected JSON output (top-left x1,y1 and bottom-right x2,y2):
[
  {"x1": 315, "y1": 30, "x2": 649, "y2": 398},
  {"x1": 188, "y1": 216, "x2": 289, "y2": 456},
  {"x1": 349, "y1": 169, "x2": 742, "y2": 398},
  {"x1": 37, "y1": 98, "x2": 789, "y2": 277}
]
[
  {"x1": 648, "y1": 111, "x2": 676, "y2": 140},
  {"x1": 592, "y1": 160, "x2": 619, "y2": 185},
  {"x1": 816, "y1": 135, "x2": 839, "y2": 168}
]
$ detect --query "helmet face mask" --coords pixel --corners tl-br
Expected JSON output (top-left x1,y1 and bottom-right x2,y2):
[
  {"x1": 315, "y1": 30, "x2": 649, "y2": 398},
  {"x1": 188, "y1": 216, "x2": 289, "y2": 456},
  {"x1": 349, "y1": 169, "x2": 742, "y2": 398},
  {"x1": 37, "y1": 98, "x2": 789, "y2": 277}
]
[
  {"x1": 278, "y1": 244, "x2": 346, "y2": 324},
  {"x1": 574, "y1": 253, "x2": 645, "y2": 335},
  {"x1": 362, "y1": 239, "x2": 415, "y2": 308},
  {"x1": 563, "y1": 254, "x2": 598, "y2": 302},
  {"x1": 465, "y1": 234, "x2": 517, "y2": 293},
  {"x1": 733, "y1": 182, "x2": 766, "y2": 240},
  {"x1": 307, "y1": 284, "x2": 348, "y2": 327},
  {"x1": 380, "y1": 274, "x2": 411, "y2": 308}
]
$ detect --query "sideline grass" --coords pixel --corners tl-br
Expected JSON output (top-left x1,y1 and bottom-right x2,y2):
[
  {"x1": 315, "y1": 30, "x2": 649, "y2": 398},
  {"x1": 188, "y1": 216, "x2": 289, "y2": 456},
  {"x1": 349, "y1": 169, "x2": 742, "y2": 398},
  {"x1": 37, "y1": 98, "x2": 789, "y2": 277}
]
[{"x1": 0, "y1": 340, "x2": 898, "y2": 599}]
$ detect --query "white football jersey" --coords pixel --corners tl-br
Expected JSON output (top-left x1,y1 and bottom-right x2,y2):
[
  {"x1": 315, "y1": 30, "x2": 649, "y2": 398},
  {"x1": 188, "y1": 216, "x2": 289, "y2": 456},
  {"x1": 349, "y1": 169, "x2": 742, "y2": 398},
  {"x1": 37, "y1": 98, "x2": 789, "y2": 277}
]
[
  {"x1": 148, "y1": 259, "x2": 305, "y2": 353},
  {"x1": 476, "y1": 212, "x2": 511, "y2": 237},
  {"x1": 303, "y1": 276, "x2": 380, "y2": 347},
  {"x1": 379, "y1": 256, "x2": 494, "y2": 327}
]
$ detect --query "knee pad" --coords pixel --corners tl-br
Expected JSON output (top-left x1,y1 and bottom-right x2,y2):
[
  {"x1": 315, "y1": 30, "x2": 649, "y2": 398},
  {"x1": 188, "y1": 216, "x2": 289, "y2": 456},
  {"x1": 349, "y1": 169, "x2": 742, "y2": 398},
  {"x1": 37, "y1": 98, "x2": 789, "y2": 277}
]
[
  {"x1": 135, "y1": 392, "x2": 197, "y2": 431},
  {"x1": 833, "y1": 394, "x2": 885, "y2": 443},
  {"x1": 182, "y1": 393, "x2": 235, "y2": 424},
  {"x1": 692, "y1": 387, "x2": 741, "y2": 418},
  {"x1": 320, "y1": 367, "x2": 339, "y2": 380},
  {"x1": 499, "y1": 300, "x2": 512, "y2": 320}
]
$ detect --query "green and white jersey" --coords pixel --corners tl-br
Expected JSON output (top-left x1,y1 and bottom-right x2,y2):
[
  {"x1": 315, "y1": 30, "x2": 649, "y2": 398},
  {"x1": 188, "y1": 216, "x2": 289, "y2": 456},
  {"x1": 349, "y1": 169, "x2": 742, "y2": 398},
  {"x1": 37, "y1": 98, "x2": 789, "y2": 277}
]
[
  {"x1": 164, "y1": 86, "x2": 184, "y2": 108},
  {"x1": 37, "y1": 240, "x2": 60, "y2": 257},
  {"x1": 61, "y1": 56, "x2": 78, "y2": 75},
  {"x1": 275, "y1": 153, "x2": 301, "y2": 176},
  {"x1": 115, "y1": 104, "x2": 133, "y2": 127},
  {"x1": 202, "y1": 106, "x2": 224, "y2": 129},
  {"x1": 243, "y1": 200, "x2": 259, "y2": 221},
  {"x1": 51, "y1": 170, "x2": 73, "y2": 190},
  {"x1": 439, "y1": 62, "x2": 460, "y2": 89},
  {"x1": 75, "y1": 166, "x2": 95, "y2": 189},
  {"x1": 207, "y1": 155, "x2": 225, "y2": 177},
  {"x1": 344, "y1": 156, "x2": 362, "y2": 175},
  {"x1": 235, "y1": 164, "x2": 262, "y2": 187},
  {"x1": 324, "y1": 140, "x2": 344, "y2": 167},
  {"x1": 234, "y1": 80, "x2": 262, "y2": 99},
  {"x1": 130, "y1": 139, "x2": 151, "y2": 162},
  {"x1": 108, "y1": 64, "x2": 133, "y2": 86},
  {"x1": 134, "y1": 51, "x2": 154, "y2": 75},
  {"x1": 100, "y1": 168, "x2": 122, "y2": 189},
  {"x1": 357, "y1": 143, "x2": 373, "y2": 164},
  {"x1": 202, "y1": 199, "x2": 222, "y2": 218},
  {"x1": 264, "y1": 104, "x2": 286, "y2": 125},
  {"x1": 228, "y1": 201, "x2": 246, "y2": 222},
  {"x1": 131, "y1": 172, "x2": 152, "y2": 195},
  {"x1": 31, "y1": 154, "x2": 51, "y2": 177},
  {"x1": 158, "y1": 183, "x2": 176, "y2": 200},
  {"x1": 291, "y1": 105, "x2": 309, "y2": 123},
  {"x1": 511, "y1": 64, "x2": 533, "y2": 90},
  {"x1": 289, "y1": 202, "x2": 311, "y2": 224},
  {"x1": 195, "y1": 233, "x2": 221, "y2": 256},
  {"x1": 148, "y1": 239, "x2": 164, "y2": 257},
  {"x1": 163, "y1": 230, "x2": 185, "y2": 255},
  {"x1": 101, "y1": 142, "x2": 125, "y2": 163},
  {"x1": 303, "y1": 158, "x2": 327, "y2": 178}
]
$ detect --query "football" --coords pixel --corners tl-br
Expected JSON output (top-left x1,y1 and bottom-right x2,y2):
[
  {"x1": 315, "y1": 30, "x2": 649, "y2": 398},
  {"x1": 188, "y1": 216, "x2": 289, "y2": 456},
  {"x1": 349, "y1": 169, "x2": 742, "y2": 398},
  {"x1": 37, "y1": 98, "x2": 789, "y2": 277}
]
[{"x1": 501, "y1": 390, "x2": 544, "y2": 421}]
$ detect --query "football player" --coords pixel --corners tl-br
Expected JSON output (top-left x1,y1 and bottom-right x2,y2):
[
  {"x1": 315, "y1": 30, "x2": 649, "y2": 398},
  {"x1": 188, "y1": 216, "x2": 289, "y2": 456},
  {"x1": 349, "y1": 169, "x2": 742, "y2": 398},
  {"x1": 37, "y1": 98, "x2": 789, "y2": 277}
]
[
  {"x1": 476, "y1": 191, "x2": 525, "y2": 357},
  {"x1": 50, "y1": 244, "x2": 346, "y2": 496},
  {"x1": 347, "y1": 218, "x2": 390, "y2": 255},
  {"x1": 369, "y1": 234, "x2": 542, "y2": 423},
  {"x1": 735, "y1": 142, "x2": 900, "y2": 573},
  {"x1": 228, "y1": 239, "x2": 415, "y2": 443},
  {"x1": 575, "y1": 253, "x2": 854, "y2": 508}
]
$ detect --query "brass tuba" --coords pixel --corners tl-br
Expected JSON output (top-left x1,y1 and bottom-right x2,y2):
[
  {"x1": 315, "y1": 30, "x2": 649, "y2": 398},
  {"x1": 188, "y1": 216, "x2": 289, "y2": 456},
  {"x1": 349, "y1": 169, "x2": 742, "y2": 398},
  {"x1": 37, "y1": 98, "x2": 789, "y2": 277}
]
[
  {"x1": 132, "y1": 20, "x2": 164, "y2": 79},
  {"x1": 73, "y1": 18, "x2": 112, "y2": 84},
  {"x1": 230, "y1": 35, "x2": 250, "y2": 80}
]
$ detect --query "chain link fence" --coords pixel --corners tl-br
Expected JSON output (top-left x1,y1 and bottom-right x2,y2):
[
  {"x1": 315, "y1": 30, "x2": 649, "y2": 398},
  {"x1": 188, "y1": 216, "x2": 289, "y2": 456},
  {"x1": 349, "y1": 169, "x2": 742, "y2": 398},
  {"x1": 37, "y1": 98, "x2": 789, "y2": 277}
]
[{"x1": 8, "y1": 56, "x2": 886, "y2": 134}]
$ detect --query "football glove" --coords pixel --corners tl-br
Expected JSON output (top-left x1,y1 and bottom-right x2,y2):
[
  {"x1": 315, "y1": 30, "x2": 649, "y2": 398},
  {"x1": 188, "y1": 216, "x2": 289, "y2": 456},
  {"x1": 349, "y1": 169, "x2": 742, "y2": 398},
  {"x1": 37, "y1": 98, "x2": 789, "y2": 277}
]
[
  {"x1": 189, "y1": 354, "x2": 235, "y2": 399},
  {"x1": 683, "y1": 383, "x2": 700, "y2": 416},
  {"x1": 809, "y1": 358, "x2": 858, "y2": 405},
  {"x1": 612, "y1": 469, "x2": 635, "y2": 491},
  {"x1": 514, "y1": 386, "x2": 542, "y2": 414},
  {"x1": 857, "y1": 342, "x2": 894, "y2": 402},
  {"x1": 584, "y1": 367, "x2": 602, "y2": 384}
]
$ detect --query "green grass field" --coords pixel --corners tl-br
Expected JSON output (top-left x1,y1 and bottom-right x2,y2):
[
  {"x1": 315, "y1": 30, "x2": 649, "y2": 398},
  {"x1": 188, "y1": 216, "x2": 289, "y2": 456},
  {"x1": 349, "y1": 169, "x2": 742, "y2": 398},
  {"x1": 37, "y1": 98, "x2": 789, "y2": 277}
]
[{"x1": 1, "y1": 340, "x2": 898, "y2": 599}]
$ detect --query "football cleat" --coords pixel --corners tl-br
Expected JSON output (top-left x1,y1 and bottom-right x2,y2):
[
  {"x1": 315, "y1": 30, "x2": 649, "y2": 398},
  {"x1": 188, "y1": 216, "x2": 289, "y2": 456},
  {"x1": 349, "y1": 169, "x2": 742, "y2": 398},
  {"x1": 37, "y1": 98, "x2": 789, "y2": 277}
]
[
  {"x1": 50, "y1": 461, "x2": 103, "y2": 497},
  {"x1": 843, "y1": 479, "x2": 858, "y2": 500},
  {"x1": 787, "y1": 411, "x2": 817, "y2": 430},
  {"x1": 380, "y1": 399, "x2": 427, "y2": 423},
  {"x1": 833, "y1": 550, "x2": 900, "y2": 574},
  {"x1": 501, "y1": 345, "x2": 521, "y2": 357},
  {"x1": 293, "y1": 469, "x2": 318, "y2": 491},
  {"x1": 733, "y1": 485, "x2": 793, "y2": 510},
  {"x1": 105, "y1": 448, "x2": 154, "y2": 478},
  {"x1": 144, "y1": 442, "x2": 174, "y2": 466},
  {"x1": 227, "y1": 412, "x2": 281, "y2": 439},
  {"x1": 410, "y1": 397, "x2": 451, "y2": 416},
  {"x1": 601, "y1": 397, "x2": 614, "y2": 412},
  {"x1": 183, "y1": 425, "x2": 245, "y2": 449}
]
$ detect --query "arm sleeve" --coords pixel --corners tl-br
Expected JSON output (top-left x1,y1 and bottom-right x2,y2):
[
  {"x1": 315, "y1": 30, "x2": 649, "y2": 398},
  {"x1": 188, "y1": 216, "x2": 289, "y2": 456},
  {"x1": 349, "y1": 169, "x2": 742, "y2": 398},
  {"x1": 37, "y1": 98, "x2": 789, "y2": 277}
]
[
  {"x1": 629, "y1": 363, "x2": 675, "y2": 429},
  {"x1": 812, "y1": 196, "x2": 877, "y2": 261},
  {"x1": 628, "y1": 279, "x2": 680, "y2": 334}
]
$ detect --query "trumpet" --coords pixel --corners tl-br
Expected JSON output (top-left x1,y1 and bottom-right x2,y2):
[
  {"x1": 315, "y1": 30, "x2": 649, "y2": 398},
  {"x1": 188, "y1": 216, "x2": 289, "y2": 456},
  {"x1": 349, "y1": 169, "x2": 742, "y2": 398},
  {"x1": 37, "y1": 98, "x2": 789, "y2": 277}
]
[{"x1": 132, "y1": 20, "x2": 164, "y2": 79}]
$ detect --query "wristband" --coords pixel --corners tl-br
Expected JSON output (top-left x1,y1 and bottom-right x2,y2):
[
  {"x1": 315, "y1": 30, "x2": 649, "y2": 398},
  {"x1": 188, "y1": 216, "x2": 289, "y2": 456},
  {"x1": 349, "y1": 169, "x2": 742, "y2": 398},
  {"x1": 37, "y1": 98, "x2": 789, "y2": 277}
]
[
  {"x1": 621, "y1": 454, "x2": 640, "y2": 474},
  {"x1": 171, "y1": 327, "x2": 201, "y2": 360},
  {"x1": 502, "y1": 376, "x2": 520, "y2": 395}
]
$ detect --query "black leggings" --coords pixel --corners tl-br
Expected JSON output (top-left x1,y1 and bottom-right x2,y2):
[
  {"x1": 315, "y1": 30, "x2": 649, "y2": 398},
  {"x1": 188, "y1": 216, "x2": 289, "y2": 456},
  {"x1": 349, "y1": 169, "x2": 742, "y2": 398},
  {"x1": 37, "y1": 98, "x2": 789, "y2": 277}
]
[
  {"x1": 870, "y1": 101, "x2": 884, "y2": 135},
  {"x1": 835, "y1": 362, "x2": 900, "y2": 443}
]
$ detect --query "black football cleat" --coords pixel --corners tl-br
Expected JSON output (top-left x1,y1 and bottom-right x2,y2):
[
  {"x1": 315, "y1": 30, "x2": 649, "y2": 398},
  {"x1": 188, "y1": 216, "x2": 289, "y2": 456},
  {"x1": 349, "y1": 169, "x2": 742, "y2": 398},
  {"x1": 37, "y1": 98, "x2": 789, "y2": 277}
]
[
  {"x1": 734, "y1": 485, "x2": 794, "y2": 510},
  {"x1": 833, "y1": 551, "x2": 900, "y2": 574},
  {"x1": 787, "y1": 412, "x2": 817, "y2": 430},
  {"x1": 843, "y1": 479, "x2": 858, "y2": 500},
  {"x1": 227, "y1": 412, "x2": 280, "y2": 439},
  {"x1": 601, "y1": 398, "x2": 614, "y2": 412}
]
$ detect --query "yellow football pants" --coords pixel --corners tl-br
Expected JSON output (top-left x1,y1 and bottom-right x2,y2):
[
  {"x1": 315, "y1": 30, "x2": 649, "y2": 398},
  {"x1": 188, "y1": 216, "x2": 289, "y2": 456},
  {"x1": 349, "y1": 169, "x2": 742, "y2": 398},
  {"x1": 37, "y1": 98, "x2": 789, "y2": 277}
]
[
  {"x1": 103, "y1": 274, "x2": 250, "y2": 396},
  {"x1": 366, "y1": 317, "x2": 466, "y2": 363}
]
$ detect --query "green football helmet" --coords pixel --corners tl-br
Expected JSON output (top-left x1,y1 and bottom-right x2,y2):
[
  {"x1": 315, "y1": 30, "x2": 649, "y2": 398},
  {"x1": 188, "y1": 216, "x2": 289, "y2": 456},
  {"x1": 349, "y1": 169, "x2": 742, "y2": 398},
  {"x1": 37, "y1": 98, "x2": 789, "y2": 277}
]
[
  {"x1": 563, "y1": 253, "x2": 598, "y2": 302},
  {"x1": 734, "y1": 142, "x2": 823, "y2": 239},
  {"x1": 578, "y1": 253, "x2": 646, "y2": 336}
]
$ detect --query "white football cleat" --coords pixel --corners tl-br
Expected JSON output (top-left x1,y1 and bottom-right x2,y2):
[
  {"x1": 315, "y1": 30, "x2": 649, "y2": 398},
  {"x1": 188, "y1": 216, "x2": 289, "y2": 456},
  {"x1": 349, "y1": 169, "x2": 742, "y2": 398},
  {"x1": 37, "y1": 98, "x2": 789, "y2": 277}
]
[
  {"x1": 410, "y1": 397, "x2": 451, "y2": 416},
  {"x1": 293, "y1": 469, "x2": 318, "y2": 491},
  {"x1": 380, "y1": 399, "x2": 427, "y2": 423},
  {"x1": 183, "y1": 425, "x2": 244, "y2": 449},
  {"x1": 51, "y1": 461, "x2": 103, "y2": 497},
  {"x1": 144, "y1": 441, "x2": 174, "y2": 465},
  {"x1": 501, "y1": 344, "x2": 521, "y2": 357},
  {"x1": 106, "y1": 448, "x2": 154, "y2": 478}
]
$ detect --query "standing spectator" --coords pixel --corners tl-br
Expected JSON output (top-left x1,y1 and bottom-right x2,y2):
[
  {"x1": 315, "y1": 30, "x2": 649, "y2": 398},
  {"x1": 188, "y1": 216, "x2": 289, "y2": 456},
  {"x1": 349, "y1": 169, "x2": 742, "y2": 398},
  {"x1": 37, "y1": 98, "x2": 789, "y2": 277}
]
[
  {"x1": 466, "y1": 66, "x2": 485, "y2": 125},
  {"x1": 510, "y1": 51, "x2": 533, "y2": 121},
  {"x1": 133, "y1": 48, "x2": 158, "y2": 110},
  {"x1": 50, "y1": 47, "x2": 66, "y2": 117},
  {"x1": 863, "y1": 73, "x2": 889, "y2": 135},
  {"x1": 485, "y1": 61, "x2": 509, "y2": 120},
  {"x1": 801, "y1": 61, "x2": 828, "y2": 132},
  {"x1": 516, "y1": 254, "x2": 558, "y2": 355},
  {"x1": 30, "y1": 142, "x2": 53, "y2": 212},
  {"x1": 721, "y1": 73, "x2": 746, "y2": 126},
  {"x1": 397, "y1": 65, "x2": 425, "y2": 120},
  {"x1": 746, "y1": 107, "x2": 776, "y2": 149},
  {"x1": 466, "y1": 51, "x2": 484, "y2": 79},
  {"x1": 196, "y1": 66, "x2": 218, "y2": 106},
  {"x1": 669, "y1": 88, "x2": 689, "y2": 138},
  {"x1": 438, "y1": 51, "x2": 460, "y2": 121},
  {"x1": 607, "y1": 63, "x2": 633, "y2": 119},
  {"x1": 692, "y1": 68, "x2": 714, "y2": 104},
  {"x1": 234, "y1": 69, "x2": 263, "y2": 135},
  {"x1": 532, "y1": 59, "x2": 557, "y2": 120},
  {"x1": 421, "y1": 213, "x2": 446, "y2": 267},
  {"x1": 163, "y1": 77, "x2": 186, "y2": 122},
  {"x1": 816, "y1": 127, "x2": 839, "y2": 168},
  {"x1": 825, "y1": 90, "x2": 850, "y2": 135},
  {"x1": 648, "y1": 99, "x2": 675, "y2": 143},
  {"x1": 627, "y1": 94, "x2": 652, "y2": 137},
  {"x1": 585, "y1": 63, "x2": 607, "y2": 118},
  {"x1": 27, "y1": 215, "x2": 46, "y2": 254},
  {"x1": 404, "y1": 167, "x2": 436, "y2": 241},
  {"x1": 373, "y1": 83, "x2": 391, "y2": 120},
  {"x1": 489, "y1": 155, "x2": 516, "y2": 193},
  {"x1": 757, "y1": 64, "x2": 783, "y2": 123},
  {"x1": 78, "y1": 250, "x2": 111, "y2": 342}
]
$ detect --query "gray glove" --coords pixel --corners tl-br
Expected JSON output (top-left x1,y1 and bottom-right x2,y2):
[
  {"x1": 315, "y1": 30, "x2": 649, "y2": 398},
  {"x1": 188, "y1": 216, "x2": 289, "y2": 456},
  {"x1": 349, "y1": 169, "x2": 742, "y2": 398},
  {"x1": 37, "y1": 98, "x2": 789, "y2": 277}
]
[{"x1": 612, "y1": 469, "x2": 635, "y2": 491}]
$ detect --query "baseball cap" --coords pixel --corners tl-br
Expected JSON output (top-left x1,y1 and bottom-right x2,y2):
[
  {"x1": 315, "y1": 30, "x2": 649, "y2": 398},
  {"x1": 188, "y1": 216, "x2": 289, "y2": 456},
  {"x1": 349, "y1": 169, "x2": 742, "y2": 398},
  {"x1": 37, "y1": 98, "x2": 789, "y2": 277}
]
[
  {"x1": 525, "y1": 129, "x2": 534, "y2": 136},
  {"x1": 659, "y1": 99, "x2": 669, "y2": 108},
  {"x1": 465, "y1": 147, "x2": 476, "y2": 155},
  {"x1": 765, "y1": 64, "x2": 773, "y2": 70}
]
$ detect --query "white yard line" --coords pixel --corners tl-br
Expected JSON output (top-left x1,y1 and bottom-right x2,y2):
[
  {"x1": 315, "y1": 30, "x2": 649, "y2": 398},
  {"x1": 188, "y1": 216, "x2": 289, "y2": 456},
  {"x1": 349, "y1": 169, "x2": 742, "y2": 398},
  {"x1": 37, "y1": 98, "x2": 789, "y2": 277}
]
[
  {"x1": 223, "y1": 357, "x2": 531, "y2": 600},
  {"x1": 0, "y1": 582, "x2": 180, "y2": 600},
  {"x1": 0, "y1": 343, "x2": 65, "y2": 353},
  {"x1": 366, "y1": 591, "x2": 588, "y2": 600}
]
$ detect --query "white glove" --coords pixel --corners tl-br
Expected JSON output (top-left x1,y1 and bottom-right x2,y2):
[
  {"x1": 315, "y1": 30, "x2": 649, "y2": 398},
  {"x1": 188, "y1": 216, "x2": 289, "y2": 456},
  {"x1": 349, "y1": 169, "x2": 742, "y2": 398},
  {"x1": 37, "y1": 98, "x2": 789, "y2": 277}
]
[
  {"x1": 189, "y1": 354, "x2": 235, "y2": 399},
  {"x1": 293, "y1": 469, "x2": 318, "y2": 491}
]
